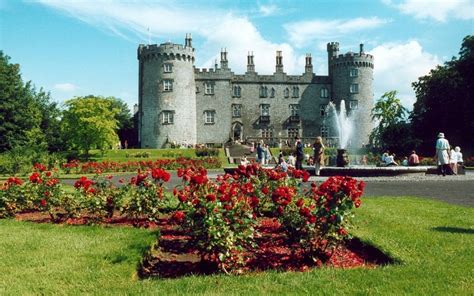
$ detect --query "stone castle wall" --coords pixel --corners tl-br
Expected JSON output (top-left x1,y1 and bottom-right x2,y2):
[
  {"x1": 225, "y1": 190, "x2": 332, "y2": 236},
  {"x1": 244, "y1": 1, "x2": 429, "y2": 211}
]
[{"x1": 138, "y1": 37, "x2": 374, "y2": 148}]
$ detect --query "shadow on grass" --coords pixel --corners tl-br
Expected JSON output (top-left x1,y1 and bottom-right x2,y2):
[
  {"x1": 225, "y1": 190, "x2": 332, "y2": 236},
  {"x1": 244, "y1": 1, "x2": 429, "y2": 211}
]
[{"x1": 432, "y1": 226, "x2": 474, "y2": 234}]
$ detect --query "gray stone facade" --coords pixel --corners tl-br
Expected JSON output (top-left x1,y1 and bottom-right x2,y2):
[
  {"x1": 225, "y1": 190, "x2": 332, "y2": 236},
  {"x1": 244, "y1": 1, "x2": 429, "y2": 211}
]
[{"x1": 138, "y1": 35, "x2": 374, "y2": 148}]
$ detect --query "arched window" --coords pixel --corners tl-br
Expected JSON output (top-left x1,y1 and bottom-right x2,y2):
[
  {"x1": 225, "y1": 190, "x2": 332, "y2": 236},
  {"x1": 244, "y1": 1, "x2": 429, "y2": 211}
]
[
  {"x1": 284, "y1": 88, "x2": 289, "y2": 98},
  {"x1": 320, "y1": 87, "x2": 328, "y2": 98}
]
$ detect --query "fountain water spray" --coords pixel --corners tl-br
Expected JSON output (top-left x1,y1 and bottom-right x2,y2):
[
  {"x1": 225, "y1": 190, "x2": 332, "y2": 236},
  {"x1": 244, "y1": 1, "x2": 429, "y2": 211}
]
[{"x1": 328, "y1": 99, "x2": 353, "y2": 149}]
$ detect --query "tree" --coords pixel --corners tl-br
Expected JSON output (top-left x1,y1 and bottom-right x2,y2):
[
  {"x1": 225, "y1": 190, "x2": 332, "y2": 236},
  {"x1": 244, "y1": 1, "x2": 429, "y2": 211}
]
[
  {"x1": 61, "y1": 96, "x2": 120, "y2": 155},
  {"x1": 0, "y1": 52, "x2": 43, "y2": 151},
  {"x1": 369, "y1": 90, "x2": 409, "y2": 149},
  {"x1": 411, "y1": 35, "x2": 474, "y2": 155}
]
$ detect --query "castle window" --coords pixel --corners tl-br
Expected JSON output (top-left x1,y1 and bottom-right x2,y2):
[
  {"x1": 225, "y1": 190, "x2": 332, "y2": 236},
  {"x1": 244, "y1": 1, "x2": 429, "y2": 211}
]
[
  {"x1": 162, "y1": 111, "x2": 174, "y2": 124},
  {"x1": 204, "y1": 110, "x2": 215, "y2": 124},
  {"x1": 163, "y1": 80, "x2": 173, "y2": 92},
  {"x1": 350, "y1": 68, "x2": 358, "y2": 77},
  {"x1": 260, "y1": 104, "x2": 270, "y2": 116},
  {"x1": 233, "y1": 85, "x2": 241, "y2": 97},
  {"x1": 320, "y1": 104, "x2": 327, "y2": 117},
  {"x1": 287, "y1": 128, "x2": 299, "y2": 138},
  {"x1": 204, "y1": 82, "x2": 214, "y2": 95},
  {"x1": 164, "y1": 63, "x2": 173, "y2": 73},
  {"x1": 350, "y1": 84, "x2": 359, "y2": 93},
  {"x1": 320, "y1": 87, "x2": 329, "y2": 98},
  {"x1": 349, "y1": 100, "x2": 358, "y2": 110},
  {"x1": 270, "y1": 87, "x2": 275, "y2": 98},
  {"x1": 232, "y1": 104, "x2": 242, "y2": 118},
  {"x1": 261, "y1": 128, "x2": 273, "y2": 138},
  {"x1": 284, "y1": 88, "x2": 289, "y2": 98},
  {"x1": 320, "y1": 125, "x2": 328, "y2": 138},
  {"x1": 289, "y1": 104, "x2": 300, "y2": 116},
  {"x1": 292, "y1": 86, "x2": 299, "y2": 98},
  {"x1": 259, "y1": 86, "x2": 268, "y2": 98}
]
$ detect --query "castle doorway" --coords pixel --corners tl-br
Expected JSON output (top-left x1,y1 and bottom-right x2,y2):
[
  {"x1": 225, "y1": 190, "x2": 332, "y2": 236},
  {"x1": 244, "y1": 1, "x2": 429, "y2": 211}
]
[{"x1": 232, "y1": 122, "x2": 243, "y2": 142}]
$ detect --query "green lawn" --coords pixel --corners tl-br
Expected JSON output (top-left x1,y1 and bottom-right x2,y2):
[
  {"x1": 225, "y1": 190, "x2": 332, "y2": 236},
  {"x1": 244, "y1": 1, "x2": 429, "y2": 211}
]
[
  {"x1": 89, "y1": 148, "x2": 227, "y2": 162},
  {"x1": 1, "y1": 197, "x2": 473, "y2": 295}
]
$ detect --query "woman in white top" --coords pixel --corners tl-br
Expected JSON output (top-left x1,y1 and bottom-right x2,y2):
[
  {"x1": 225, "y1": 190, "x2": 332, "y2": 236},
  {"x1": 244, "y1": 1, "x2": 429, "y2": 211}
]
[{"x1": 435, "y1": 132, "x2": 450, "y2": 176}]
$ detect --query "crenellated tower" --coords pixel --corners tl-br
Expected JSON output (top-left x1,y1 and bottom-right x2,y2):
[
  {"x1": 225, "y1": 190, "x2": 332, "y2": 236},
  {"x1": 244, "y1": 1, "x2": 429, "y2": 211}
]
[
  {"x1": 328, "y1": 43, "x2": 374, "y2": 147},
  {"x1": 138, "y1": 34, "x2": 197, "y2": 148}
]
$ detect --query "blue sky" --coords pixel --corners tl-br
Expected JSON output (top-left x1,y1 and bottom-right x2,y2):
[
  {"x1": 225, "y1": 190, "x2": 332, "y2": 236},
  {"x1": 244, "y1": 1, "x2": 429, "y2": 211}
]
[{"x1": 1, "y1": 0, "x2": 472, "y2": 110}]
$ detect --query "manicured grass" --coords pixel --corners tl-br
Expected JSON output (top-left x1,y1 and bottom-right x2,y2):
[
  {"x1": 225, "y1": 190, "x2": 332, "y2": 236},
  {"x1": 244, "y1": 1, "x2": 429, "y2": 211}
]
[
  {"x1": 1, "y1": 197, "x2": 473, "y2": 295},
  {"x1": 89, "y1": 148, "x2": 226, "y2": 162}
]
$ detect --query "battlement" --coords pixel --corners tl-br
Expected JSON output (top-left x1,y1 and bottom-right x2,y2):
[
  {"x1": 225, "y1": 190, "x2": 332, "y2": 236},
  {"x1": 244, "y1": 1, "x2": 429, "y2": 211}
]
[
  {"x1": 330, "y1": 51, "x2": 374, "y2": 69},
  {"x1": 138, "y1": 43, "x2": 194, "y2": 62}
]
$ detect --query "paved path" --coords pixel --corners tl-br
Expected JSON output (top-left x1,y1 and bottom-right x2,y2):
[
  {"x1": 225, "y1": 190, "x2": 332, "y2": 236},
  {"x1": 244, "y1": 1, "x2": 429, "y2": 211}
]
[{"x1": 63, "y1": 171, "x2": 474, "y2": 207}]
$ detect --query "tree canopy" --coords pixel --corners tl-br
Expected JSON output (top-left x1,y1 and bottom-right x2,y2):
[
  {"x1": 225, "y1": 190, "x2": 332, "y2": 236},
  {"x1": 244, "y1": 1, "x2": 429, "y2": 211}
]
[
  {"x1": 61, "y1": 96, "x2": 120, "y2": 155},
  {"x1": 411, "y1": 35, "x2": 474, "y2": 155},
  {"x1": 0, "y1": 52, "x2": 60, "y2": 152},
  {"x1": 369, "y1": 90, "x2": 409, "y2": 149}
]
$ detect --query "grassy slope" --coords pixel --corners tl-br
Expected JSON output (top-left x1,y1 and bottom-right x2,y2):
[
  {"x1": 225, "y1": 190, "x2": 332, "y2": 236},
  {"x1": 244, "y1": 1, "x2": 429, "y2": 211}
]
[{"x1": 0, "y1": 197, "x2": 473, "y2": 295}]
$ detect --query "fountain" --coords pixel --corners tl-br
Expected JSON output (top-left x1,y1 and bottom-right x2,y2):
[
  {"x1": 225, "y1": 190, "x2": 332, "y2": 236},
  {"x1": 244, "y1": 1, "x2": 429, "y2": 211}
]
[{"x1": 327, "y1": 100, "x2": 353, "y2": 167}]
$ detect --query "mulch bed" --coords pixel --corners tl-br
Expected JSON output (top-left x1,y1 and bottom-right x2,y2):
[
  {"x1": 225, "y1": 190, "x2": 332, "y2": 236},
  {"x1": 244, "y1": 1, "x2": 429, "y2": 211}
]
[{"x1": 13, "y1": 212, "x2": 393, "y2": 277}]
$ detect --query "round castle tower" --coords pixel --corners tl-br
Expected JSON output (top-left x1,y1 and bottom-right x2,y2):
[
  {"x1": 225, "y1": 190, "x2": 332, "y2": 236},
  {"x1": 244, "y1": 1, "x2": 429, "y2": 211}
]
[
  {"x1": 327, "y1": 42, "x2": 374, "y2": 148},
  {"x1": 137, "y1": 34, "x2": 197, "y2": 148}
]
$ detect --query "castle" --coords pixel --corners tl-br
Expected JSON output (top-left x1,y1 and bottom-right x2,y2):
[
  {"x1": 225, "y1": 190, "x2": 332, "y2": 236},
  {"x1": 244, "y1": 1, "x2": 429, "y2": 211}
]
[{"x1": 137, "y1": 34, "x2": 374, "y2": 148}]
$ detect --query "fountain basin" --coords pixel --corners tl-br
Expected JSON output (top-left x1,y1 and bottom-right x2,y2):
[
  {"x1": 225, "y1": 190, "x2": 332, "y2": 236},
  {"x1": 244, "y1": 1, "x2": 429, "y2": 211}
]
[
  {"x1": 310, "y1": 166, "x2": 433, "y2": 177},
  {"x1": 224, "y1": 166, "x2": 436, "y2": 177}
]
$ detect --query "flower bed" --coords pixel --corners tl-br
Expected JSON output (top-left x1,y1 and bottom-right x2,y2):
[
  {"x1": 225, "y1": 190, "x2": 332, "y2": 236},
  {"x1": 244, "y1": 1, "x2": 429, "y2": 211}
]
[
  {"x1": 61, "y1": 157, "x2": 221, "y2": 174},
  {"x1": 1, "y1": 162, "x2": 369, "y2": 275}
]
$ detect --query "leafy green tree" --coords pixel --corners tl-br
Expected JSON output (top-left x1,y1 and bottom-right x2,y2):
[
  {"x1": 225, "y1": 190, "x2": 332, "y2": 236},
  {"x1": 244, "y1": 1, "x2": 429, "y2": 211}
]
[
  {"x1": 411, "y1": 35, "x2": 474, "y2": 155},
  {"x1": 0, "y1": 52, "x2": 44, "y2": 151},
  {"x1": 61, "y1": 96, "x2": 120, "y2": 155},
  {"x1": 369, "y1": 90, "x2": 408, "y2": 149}
]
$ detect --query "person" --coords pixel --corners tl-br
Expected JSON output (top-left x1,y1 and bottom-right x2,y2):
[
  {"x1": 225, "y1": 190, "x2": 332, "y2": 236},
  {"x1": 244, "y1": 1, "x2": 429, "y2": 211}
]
[
  {"x1": 361, "y1": 155, "x2": 368, "y2": 165},
  {"x1": 455, "y1": 146, "x2": 464, "y2": 174},
  {"x1": 435, "y1": 132, "x2": 450, "y2": 176},
  {"x1": 277, "y1": 151, "x2": 284, "y2": 164},
  {"x1": 381, "y1": 150, "x2": 390, "y2": 164},
  {"x1": 240, "y1": 156, "x2": 249, "y2": 166},
  {"x1": 264, "y1": 144, "x2": 271, "y2": 165},
  {"x1": 402, "y1": 156, "x2": 409, "y2": 166},
  {"x1": 384, "y1": 153, "x2": 398, "y2": 166},
  {"x1": 449, "y1": 147, "x2": 458, "y2": 175},
  {"x1": 279, "y1": 159, "x2": 288, "y2": 172},
  {"x1": 408, "y1": 150, "x2": 420, "y2": 166},
  {"x1": 256, "y1": 142, "x2": 264, "y2": 165},
  {"x1": 294, "y1": 136, "x2": 304, "y2": 170},
  {"x1": 250, "y1": 142, "x2": 255, "y2": 153},
  {"x1": 287, "y1": 154, "x2": 296, "y2": 167},
  {"x1": 312, "y1": 136, "x2": 325, "y2": 176},
  {"x1": 124, "y1": 140, "x2": 128, "y2": 149}
]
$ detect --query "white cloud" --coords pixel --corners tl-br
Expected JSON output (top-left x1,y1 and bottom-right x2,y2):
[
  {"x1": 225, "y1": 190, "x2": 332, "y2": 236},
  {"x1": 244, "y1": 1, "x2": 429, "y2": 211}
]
[
  {"x1": 369, "y1": 41, "x2": 441, "y2": 108},
  {"x1": 386, "y1": 0, "x2": 473, "y2": 22},
  {"x1": 284, "y1": 17, "x2": 390, "y2": 47},
  {"x1": 36, "y1": 1, "x2": 301, "y2": 74},
  {"x1": 53, "y1": 83, "x2": 78, "y2": 92},
  {"x1": 259, "y1": 4, "x2": 279, "y2": 16}
]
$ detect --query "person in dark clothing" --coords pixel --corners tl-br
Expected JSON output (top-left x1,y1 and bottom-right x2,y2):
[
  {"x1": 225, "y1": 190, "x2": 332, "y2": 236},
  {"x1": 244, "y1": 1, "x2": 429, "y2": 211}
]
[
  {"x1": 256, "y1": 142, "x2": 264, "y2": 164},
  {"x1": 295, "y1": 136, "x2": 304, "y2": 170}
]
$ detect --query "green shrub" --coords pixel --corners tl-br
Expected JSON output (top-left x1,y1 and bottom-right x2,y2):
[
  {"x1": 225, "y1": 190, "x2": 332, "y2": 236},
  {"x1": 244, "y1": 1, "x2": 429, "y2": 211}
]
[{"x1": 195, "y1": 148, "x2": 219, "y2": 157}]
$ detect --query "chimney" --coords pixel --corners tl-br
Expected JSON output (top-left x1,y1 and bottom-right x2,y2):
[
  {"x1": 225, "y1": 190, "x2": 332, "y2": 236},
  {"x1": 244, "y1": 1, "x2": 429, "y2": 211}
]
[
  {"x1": 360, "y1": 43, "x2": 364, "y2": 54},
  {"x1": 220, "y1": 48, "x2": 228, "y2": 70},
  {"x1": 305, "y1": 53, "x2": 313, "y2": 74},
  {"x1": 247, "y1": 51, "x2": 255, "y2": 73},
  {"x1": 275, "y1": 50, "x2": 283, "y2": 73}
]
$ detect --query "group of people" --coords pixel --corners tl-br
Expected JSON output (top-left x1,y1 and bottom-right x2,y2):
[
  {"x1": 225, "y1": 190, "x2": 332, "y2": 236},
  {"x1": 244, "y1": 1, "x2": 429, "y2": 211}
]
[
  {"x1": 248, "y1": 136, "x2": 326, "y2": 176},
  {"x1": 381, "y1": 150, "x2": 420, "y2": 167},
  {"x1": 435, "y1": 132, "x2": 463, "y2": 176}
]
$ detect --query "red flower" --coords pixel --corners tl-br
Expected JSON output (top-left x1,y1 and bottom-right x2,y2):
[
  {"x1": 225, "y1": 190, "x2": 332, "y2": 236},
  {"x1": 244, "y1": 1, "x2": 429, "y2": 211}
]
[
  {"x1": 261, "y1": 186, "x2": 269, "y2": 195},
  {"x1": 338, "y1": 227, "x2": 348, "y2": 236},
  {"x1": 354, "y1": 199, "x2": 361, "y2": 208},
  {"x1": 34, "y1": 163, "x2": 46, "y2": 172},
  {"x1": 40, "y1": 199, "x2": 47, "y2": 207},
  {"x1": 45, "y1": 171, "x2": 52, "y2": 177},
  {"x1": 206, "y1": 194, "x2": 216, "y2": 202},
  {"x1": 29, "y1": 172, "x2": 42, "y2": 184},
  {"x1": 151, "y1": 168, "x2": 171, "y2": 182},
  {"x1": 296, "y1": 198, "x2": 304, "y2": 208},
  {"x1": 7, "y1": 177, "x2": 23, "y2": 186},
  {"x1": 191, "y1": 174, "x2": 208, "y2": 185},
  {"x1": 172, "y1": 211, "x2": 185, "y2": 223}
]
